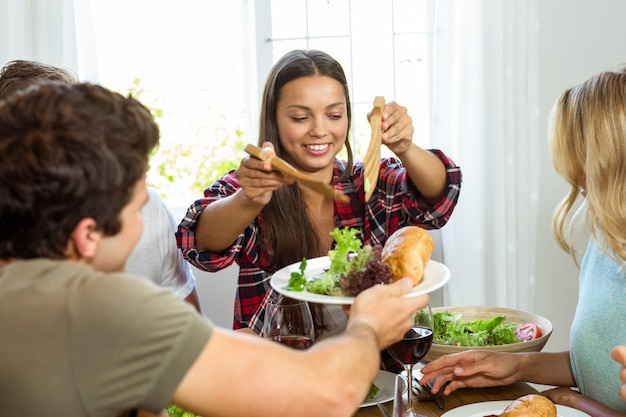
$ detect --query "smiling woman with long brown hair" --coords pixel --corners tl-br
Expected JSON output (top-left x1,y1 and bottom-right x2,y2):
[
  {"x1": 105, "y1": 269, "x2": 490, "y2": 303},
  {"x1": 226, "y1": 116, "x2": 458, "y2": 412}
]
[{"x1": 177, "y1": 49, "x2": 462, "y2": 350}]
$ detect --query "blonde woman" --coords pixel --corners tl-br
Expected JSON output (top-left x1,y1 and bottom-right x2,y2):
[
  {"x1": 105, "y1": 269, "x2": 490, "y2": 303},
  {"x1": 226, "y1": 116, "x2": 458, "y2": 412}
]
[{"x1": 421, "y1": 67, "x2": 626, "y2": 416}]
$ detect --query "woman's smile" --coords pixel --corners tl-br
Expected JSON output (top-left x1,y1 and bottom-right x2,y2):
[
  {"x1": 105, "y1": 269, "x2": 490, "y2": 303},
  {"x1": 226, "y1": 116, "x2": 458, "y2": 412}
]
[{"x1": 303, "y1": 143, "x2": 331, "y2": 154}]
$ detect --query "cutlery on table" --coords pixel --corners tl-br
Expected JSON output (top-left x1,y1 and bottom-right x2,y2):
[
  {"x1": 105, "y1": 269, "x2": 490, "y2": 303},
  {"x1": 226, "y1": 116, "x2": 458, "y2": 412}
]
[
  {"x1": 244, "y1": 143, "x2": 349, "y2": 203},
  {"x1": 411, "y1": 371, "x2": 447, "y2": 410},
  {"x1": 392, "y1": 373, "x2": 404, "y2": 417},
  {"x1": 363, "y1": 96, "x2": 386, "y2": 201}
]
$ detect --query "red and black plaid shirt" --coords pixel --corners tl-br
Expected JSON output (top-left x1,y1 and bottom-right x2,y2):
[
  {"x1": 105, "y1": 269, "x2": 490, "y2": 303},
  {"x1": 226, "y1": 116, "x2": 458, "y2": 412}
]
[{"x1": 176, "y1": 151, "x2": 461, "y2": 334}]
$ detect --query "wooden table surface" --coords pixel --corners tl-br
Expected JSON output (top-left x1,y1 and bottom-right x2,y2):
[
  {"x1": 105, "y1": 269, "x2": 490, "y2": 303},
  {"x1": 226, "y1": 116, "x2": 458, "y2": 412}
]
[{"x1": 354, "y1": 381, "x2": 538, "y2": 417}]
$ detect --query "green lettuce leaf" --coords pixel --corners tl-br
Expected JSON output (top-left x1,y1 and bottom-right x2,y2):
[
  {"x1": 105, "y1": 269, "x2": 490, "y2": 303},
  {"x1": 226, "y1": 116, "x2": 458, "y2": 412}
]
[{"x1": 433, "y1": 311, "x2": 520, "y2": 346}]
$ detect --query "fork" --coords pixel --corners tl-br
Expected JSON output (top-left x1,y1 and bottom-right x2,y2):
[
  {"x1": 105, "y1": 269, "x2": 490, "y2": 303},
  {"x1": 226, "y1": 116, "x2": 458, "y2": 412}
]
[{"x1": 412, "y1": 378, "x2": 446, "y2": 410}]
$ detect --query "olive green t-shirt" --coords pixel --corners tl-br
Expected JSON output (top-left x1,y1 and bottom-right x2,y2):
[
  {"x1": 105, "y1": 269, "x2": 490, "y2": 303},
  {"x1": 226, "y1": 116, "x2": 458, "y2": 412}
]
[{"x1": 0, "y1": 259, "x2": 213, "y2": 417}]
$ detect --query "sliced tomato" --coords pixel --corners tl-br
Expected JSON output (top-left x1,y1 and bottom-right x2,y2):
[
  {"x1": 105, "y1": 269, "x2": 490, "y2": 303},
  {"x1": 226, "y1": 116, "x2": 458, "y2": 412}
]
[{"x1": 515, "y1": 322, "x2": 542, "y2": 341}]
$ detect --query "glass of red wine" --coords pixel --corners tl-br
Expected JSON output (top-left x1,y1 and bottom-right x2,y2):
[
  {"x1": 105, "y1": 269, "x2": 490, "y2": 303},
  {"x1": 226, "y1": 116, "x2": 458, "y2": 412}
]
[
  {"x1": 387, "y1": 305, "x2": 434, "y2": 417},
  {"x1": 262, "y1": 296, "x2": 315, "y2": 350}
]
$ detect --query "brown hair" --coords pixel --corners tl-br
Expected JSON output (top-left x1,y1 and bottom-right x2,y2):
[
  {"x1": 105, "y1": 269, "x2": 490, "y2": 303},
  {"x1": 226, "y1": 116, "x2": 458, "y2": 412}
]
[
  {"x1": 0, "y1": 59, "x2": 78, "y2": 98},
  {"x1": 257, "y1": 50, "x2": 353, "y2": 268},
  {"x1": 549, "y1": 66, "x2": 626, "y2": 264},
  {"x1": 0, "y1": 83, "x2": 159, "y2": 259}
]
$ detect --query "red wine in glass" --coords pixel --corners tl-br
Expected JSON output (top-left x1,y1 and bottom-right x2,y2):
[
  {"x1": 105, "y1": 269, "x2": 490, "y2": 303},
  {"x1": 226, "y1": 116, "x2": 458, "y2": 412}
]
[
  {"x1": 262, "y1": 297, "x2": 315, "y2": 350},
  {"x1": 271, "y1": 335, "x2": 314, "y2": 350},
  {"x1": 387, "y1": 305, "x2": 433, "y2": 417},
  {"x1": 388, "y1": 326, "x2": 433, "y2": 364}
]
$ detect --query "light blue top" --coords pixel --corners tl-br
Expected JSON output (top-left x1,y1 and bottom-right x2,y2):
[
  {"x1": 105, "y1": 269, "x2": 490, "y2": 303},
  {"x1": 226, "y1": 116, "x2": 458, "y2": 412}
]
[{"x1": 570, "y1": 238, "x2": 626, "y2": 412}]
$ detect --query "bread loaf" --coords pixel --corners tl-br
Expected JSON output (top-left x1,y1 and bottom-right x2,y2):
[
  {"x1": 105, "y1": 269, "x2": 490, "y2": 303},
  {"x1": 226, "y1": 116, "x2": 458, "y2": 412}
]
[
  {"x1": 499, "y1": 394, "x2": 557, "y2": 417},
  {"x1": 381, "y1": 226, "x2": 434, "y2": 286}
]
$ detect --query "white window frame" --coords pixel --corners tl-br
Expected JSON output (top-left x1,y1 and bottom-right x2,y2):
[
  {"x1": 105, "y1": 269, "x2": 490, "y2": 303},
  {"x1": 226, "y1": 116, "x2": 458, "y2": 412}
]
[{"x1": 245, "y1": 0, "x2": 435, "y2": 154}]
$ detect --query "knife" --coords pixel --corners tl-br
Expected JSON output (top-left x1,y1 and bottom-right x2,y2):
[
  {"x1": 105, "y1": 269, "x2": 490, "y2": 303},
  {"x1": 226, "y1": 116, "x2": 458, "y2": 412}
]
[
  {"x1": 392, "y1": 374, "x2": 404, "y2": 417},
  {"x1": 411, "y1": 370, "x2": 447, "y2": 410},
  {"x1": 431, "y1": 383, "x2": 446, "y2": 410}
]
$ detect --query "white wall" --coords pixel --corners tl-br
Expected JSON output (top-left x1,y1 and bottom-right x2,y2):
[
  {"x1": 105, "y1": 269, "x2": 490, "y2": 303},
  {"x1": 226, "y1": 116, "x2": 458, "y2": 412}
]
[
  {"x1": 177, "y1": 0, "x2": 626, "y2": 339},
  {"x1": 535, "y1": 0, "x2": 626, "y2": 352},
  {"x1": 192, "y1": 264, "x2": 239, "y2": 328}
]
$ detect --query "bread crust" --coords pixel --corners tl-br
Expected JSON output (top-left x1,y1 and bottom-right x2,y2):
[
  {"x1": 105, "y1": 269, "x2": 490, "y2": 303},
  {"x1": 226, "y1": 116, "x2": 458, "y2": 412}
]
[
  {"x1": 499, "y1": 394, "x2": 557, "y2": 417},
  {"x1": 381, "y1": 226, "x2": 434, "y2": 286}
]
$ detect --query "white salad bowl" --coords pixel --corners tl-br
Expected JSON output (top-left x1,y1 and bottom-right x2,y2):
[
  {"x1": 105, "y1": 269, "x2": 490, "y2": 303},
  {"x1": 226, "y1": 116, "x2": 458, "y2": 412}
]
[{"x1": 424, "y1": 306, "x2": 553, "y2": 363}]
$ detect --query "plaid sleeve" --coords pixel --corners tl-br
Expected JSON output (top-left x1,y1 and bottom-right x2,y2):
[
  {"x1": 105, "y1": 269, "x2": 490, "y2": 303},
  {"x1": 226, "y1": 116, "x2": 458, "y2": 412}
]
[
  {"x1": 175, "y1": 171, "x2": 245, "y2": 271},
  {"x1": 175, "y1": 171, "x2": 275, "y2": 330},
  {"x1": 376, "y1": 150, "x2": 461, "y2": 232},
  {"x1": 418, "y1": 149, "x2": 462, "y2": 228},
  {"x1": 335, "y1": 150, "x2": 461, "y2": 247}
]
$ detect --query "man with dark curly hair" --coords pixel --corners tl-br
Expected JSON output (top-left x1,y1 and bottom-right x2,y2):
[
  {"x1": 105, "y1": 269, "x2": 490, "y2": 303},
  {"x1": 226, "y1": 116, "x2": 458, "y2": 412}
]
[{"x1": 0, "y1": 59, "x2": 201, "y2": 310}]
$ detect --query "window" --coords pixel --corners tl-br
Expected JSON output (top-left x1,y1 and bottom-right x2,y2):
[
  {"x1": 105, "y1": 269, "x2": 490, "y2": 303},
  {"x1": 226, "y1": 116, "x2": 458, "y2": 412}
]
[
  {"x1": 256, "y1": 0, "x2": 434, "y2": 158},
  {"x1": 89, "y1": 0, "x2": 434, "y2": 204},
  {"x1": 90, "y1": 0, "x2": 247, "y2": 204}
]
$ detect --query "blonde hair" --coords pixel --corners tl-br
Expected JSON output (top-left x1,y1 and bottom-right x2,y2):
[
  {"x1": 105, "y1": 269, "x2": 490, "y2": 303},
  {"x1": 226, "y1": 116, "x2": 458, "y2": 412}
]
[{"x1": 549, "y1": 66, "x2": 626, "y2": 265}]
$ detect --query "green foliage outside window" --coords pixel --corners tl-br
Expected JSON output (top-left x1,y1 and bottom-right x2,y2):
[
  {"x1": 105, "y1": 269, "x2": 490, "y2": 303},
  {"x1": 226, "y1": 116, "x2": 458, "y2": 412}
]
[{"x1": 126, "y1": 78, "x2": 244, "y2": 203}]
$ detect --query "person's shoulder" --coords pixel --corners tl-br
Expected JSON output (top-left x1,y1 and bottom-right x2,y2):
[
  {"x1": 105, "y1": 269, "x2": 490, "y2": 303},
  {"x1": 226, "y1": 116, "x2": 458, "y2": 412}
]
[
  {"x1": 142, "y1": 187, "x2": 177, "y2": 227},
  {"x1": 77, "y1": 269, "x2": 198, "y2": 319},
  {"x1": 144, "y1": 187, "x2": 169, "y2": 213},
  {"x1": 1, "y1": 258, "x2": 97, "y2": 285},
  {"x1": 146, "y1": 186, "x2": 166, "y2": 201},
  {"x1": 0, "y1": 259, "x2": 165, "y2": 306},
  {"x1": 74, "y1": 266, "x2": 164, "y2": 297}
]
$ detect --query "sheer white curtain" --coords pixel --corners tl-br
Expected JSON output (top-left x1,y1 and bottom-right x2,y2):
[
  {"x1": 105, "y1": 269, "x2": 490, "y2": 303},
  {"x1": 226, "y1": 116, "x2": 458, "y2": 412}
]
[
  {"x1": 431, "y1": 0, "x2": 541, "y2": 311},
  {"x1": 0, "y1": 0, "x2": 97, "y2": 80}
]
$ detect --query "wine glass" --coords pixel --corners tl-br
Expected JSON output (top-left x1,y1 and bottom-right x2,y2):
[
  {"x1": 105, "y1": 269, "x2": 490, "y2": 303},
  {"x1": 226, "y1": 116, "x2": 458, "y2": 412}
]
[
  {"x1": 387, "y1": 305, "x2": 434, "y2": 417},
  {"x1": 261, "y1": 296, "x2": 315, "y2": 349}
]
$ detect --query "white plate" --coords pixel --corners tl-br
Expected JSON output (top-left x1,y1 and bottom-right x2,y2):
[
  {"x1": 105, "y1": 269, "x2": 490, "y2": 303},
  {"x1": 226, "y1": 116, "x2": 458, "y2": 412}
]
[
  {"x1": 270, "y1": 256, "x2": 450, "y2": 305},
  {"x1": 361, "y1": 370, "x2": 405, "y2": 408},
  {"x1": 440, "y1": 400, "x2": 592, "y2": 417}
]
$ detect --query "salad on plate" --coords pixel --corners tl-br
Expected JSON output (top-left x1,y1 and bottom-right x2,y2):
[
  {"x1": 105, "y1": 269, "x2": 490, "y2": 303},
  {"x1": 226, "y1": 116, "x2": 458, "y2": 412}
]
[{"x1": 285, "y1": 227, "x2": 395, "y2": 297}]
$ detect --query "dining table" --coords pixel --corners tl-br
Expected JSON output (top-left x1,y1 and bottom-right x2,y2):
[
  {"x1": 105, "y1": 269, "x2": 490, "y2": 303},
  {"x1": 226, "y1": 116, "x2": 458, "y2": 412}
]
[{"x1": 354, "y1": 381, "x2": 539, "y2": 417}]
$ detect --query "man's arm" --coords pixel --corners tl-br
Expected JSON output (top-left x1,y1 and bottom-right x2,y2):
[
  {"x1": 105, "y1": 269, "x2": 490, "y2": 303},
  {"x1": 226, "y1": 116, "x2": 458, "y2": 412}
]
[{"x1": 173, "y1": 279, "x2": 427, "y2": 417}]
